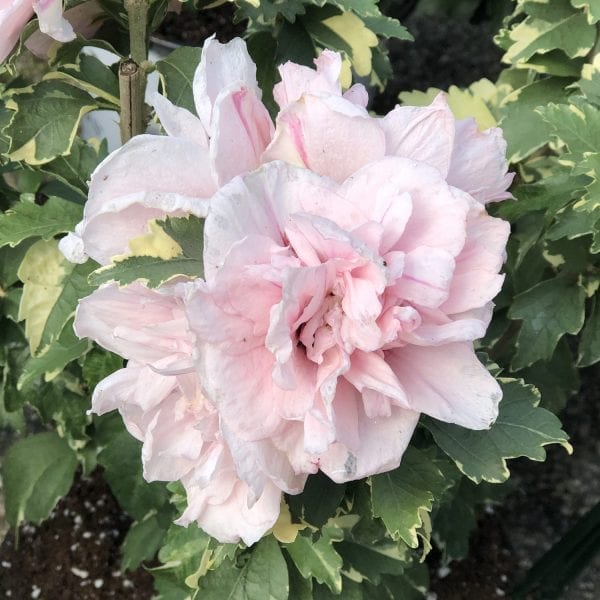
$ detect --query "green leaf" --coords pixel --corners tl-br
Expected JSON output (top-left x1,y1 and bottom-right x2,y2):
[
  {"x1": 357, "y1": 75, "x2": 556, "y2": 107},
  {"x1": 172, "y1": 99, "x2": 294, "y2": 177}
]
[
  {"x1": 237, "y1": 0, "x2": 308, "y2": 23},
  {"x1": 1, "y1": 431, "x2": 77, "y2": 528},
  {"x1": 370, "y1": 446, "x2": 447, "y2": 548},
  {"x1": 546, "y1": 200, "x2": 600, "y2": 241},
  {"x1": 157, "y1": 215, "x2": 204, "y2": 261},
  {"x1": 503, "y1": 7, "x2": 594, "y2": 65},
  {"x1": 18, "y1": 239, "x2": 78, "y2": 354},
  {"x1": 156, "y1": 47, "x2": 202, "y2": 114},
  {"x1": 39, "y1": 260, "x2": 97, "y2": 350},
  {"x1": 18, "y1": 319, "x2": 90, "y2": 389},
  {"x1": 287, "y1": 471, "x2": 346, "y2": 528},
  {"x1": 82, "y1": 349, "x2": 123, "y2": 390},
  {"x1": 499, "y1": 77, "x2": 571, "y2": 162},
  {"x1": 579, "y1": 293, "x2": 600, "y2": 366},
  {"x1": 46, "y1": 53, "x2": 120, "y2": 106},
  {"x1": 361, "y1": 14, "x2": 412, "y2": 39},
  {"x1": 157, "y1": 522, "x2": 210, "y2": 563},
  {"x1": 276, "y1": 19, "x2": 316, "y2": 67},
  {"x1": 30, "y1": 381, "x2": 91, "y2": 444},
  {"x1": 97, "y1": 420, "x2": 170, "y2": 520},
  {"x1": 538, "y1": 101, "x2": 600, "y2": 155},
  {"x1": 197, "y1": 537, "x2": 289, "y2": 600},
  {"x1": 337, "y1": 539, "x2": 406, "y2": 584},
  {"x1": 285, "y1": 528, "x2": 343, "y2": 593},
  {"x1": 571, "y1": 0, "x2": 600, "y2": 23},
  {"x1": 246, "y1": 31, "x2": 278, "y2": 116},
  {"x1": 89, "y1": 254, "x2": 203, "y2": 288},
  {"x1": 121, "y1": 512, "x2": 168, "y2": 571},
  {"x1": 0, "y1": 196, "x2": 82, "y2": 248},
  {"x1": 89, "y1": 214, "x2": 204, "y2": 288},
  {"x1": 509, "y1": 277, "x2": 586, "y2": 369},
  {"x1": 578, "y1": 53, "x2": 600, "y2": 103},
  {"x1": 39, "y1": 137, "x2": 108, "y2": 198},
  {"x1": 0, "y1": 240, "x2": 35, "y2": 288},
  {"x1": 432, "y1": 477, "x2": 479, "y2": 562},
  {"x1": 519, "y1": 338, "x2": 580, "y2": 412},
  {"x1": 424, "y1": 378, "x2": 572, "y2": 483},
  {"x1": 5, "y1": 80, "x2": 97, "y2": 165},
  {"x1": 0, "y1": 103, "x2": 14, "y2": 156},
  {"x1": 497, "y1": 171, "x2": 586, "y2": 222}
]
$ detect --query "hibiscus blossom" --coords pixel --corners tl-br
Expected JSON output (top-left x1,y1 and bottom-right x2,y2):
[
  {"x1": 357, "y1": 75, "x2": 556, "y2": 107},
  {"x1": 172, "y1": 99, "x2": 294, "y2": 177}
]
[
  {"x1": 184, "y1": 158, "x2": 509, "y2": 484},
  {"x1": 67, "y1": 36, "x2": 513, "y2": 543},
  {"x1": 0, "y1": 0, "x2": 75, "y2": 63}
]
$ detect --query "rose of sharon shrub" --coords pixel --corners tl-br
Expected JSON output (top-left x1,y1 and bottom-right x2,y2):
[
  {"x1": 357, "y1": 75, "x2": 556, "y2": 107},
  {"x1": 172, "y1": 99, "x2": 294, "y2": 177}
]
[
  {"x1": 68, "y1": 36, "x2": 513, "y2": 543},
  {"x1": 0, "y1": 0, "x2": 75, "y2": 62}
]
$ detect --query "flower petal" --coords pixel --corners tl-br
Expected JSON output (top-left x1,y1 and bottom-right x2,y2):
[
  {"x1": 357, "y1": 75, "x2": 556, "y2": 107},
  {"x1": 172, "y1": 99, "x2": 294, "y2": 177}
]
[
  {"x1": 388, "y1": 342, "x2": 501, "y2": 429},
  {"x1": 264, "y1": 94, "x2": 386, "y2": 182},
  {"x1": 381, "y1": 93, "x2": 455, "y2": 177},
  {"x1": 33, "y1": 0, "x2": 75, "y2": 42},
  {"x1": 193, "y1": 36, "x2": 260, "y2": 134},
  {"x1": 448, "y1": 118, "x2": 514, "y2": 204},
  {"x1": 210, "y1": 86, "x2": 274, "y2": 185}
]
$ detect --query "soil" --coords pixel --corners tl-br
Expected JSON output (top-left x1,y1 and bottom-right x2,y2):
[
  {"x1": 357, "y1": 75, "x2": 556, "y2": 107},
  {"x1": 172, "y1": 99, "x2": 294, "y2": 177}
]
[{"x1": 0, "y1": 470, "x2": 155, "y2": 599}]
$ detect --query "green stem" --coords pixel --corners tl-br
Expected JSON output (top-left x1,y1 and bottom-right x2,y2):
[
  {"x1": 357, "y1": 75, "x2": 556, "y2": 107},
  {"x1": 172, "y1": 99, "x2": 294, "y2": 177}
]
[
  {"x1": 125, "y1": 0, "x2": 149, "y2": 65},
  {"x1": 119, "y1": 0, "x2": 149, "y2": 144}
]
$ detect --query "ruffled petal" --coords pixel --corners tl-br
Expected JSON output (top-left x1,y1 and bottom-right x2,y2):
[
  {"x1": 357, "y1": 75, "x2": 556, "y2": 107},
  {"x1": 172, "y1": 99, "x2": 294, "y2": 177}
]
[
  {"x1": 388, "y1": 342, "x2": 502, "y2": 429},
  {"x1": 264, "y1": 94, "x2": 386, "y2": 183},
  {"x1": 441, "y1": 205, "x2": 510, "y2": 314},
  {"x1": 193, "y1": 36, "x2": 260, "y2": 134},
  {"x1": 151, "y1": 91, "x2": 208, "y2": 147},
  {"x1": 448, "y1": 118, "x2": 514, "y2": 204},
  {"x1": 210, "y1": 85, "x2": 274, "y2": 185},
  {"x1": 319, "y1": 403, "x2": 419, "y2": 483},
  {"x1": 75, "y1": 283, "x2": 191, "y2": 364},
  {"x1": 381, "y1": 94, "x2": 455, "y2": 177},
  {"x1": 77, "y1": 135, "x2": 214, "y2": 264}
]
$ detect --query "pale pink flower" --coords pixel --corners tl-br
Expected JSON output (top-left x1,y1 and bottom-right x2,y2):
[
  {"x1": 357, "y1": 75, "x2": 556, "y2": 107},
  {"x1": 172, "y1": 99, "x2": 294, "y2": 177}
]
[
  {"x1": 66, "y1": 37, "x2": 513, "y2": 543},
  {"x1": 185, "y1": 159, "x2": 509, "y2": 484},
  {"x1": 60, "y1": 36, "x2": 273, "y2": 265},
  {"x1": 265, "y1": 55, "x2": 513, "y2": 202},
  {"x1": 0, "y1": 0, "x2": 75, "y2": 63},
  {"x1": 75, "y1": 282, "x2": 305, "y2": 544}
]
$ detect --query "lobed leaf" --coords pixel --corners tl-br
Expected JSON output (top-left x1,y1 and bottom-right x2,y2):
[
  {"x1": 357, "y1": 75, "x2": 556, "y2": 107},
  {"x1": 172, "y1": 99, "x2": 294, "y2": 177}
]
[
  {"x1": 96, "y1": 420, "x2": 170, "y2": 520},
  {"x1": 424, "y1": 378, "x2": 572, "y2": 483},
  {"x1": 121, "y1": 512, "x2": 169, "y2": 572},
  {"x1": 197, "y1": 537, "x2": 289, "y2": 600},
  {"x1": 509, "y1": 276, "x2": 586, "y2": 369},
  {"x1": 285, "y1": 527, "x2": 343, "y2": 593},
  {"x1": 370, "y1": 446, "x2": 447, "y2": 548},
  {"x1": 5, "y1": 80, "x2": 97, "y2": 165},
  {"x1": 0, "y1": 196, "x2": 82, "y2": 249}
]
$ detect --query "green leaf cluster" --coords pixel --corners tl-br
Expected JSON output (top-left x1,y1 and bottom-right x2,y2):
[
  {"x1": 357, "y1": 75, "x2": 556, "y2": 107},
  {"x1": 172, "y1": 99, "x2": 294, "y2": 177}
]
[{"x1": 231, "y1": 0, "x2": 411, "y2": 112}]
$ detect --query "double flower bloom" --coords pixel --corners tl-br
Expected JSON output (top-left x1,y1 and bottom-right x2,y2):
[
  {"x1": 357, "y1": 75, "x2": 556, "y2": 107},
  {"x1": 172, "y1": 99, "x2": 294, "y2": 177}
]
[{"x1": 62, "y1": 38, "x2": 513, "y2": 544}]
